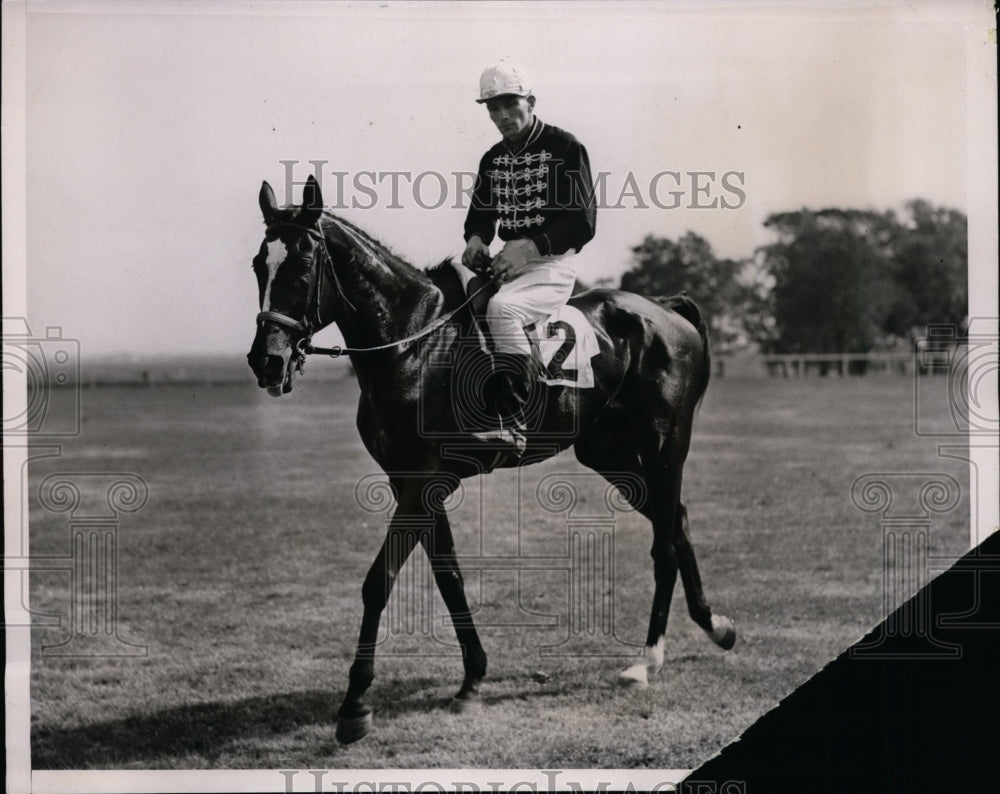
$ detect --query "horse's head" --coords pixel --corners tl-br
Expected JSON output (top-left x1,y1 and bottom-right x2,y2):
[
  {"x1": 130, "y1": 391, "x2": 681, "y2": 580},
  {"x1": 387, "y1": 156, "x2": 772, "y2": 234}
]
[{"x1": 247, "y1": 175, "x2": 332, "y2": 396}]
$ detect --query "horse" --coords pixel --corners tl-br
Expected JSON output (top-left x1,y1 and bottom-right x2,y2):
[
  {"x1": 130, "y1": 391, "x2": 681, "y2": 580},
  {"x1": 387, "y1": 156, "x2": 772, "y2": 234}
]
[{"x1": 246, "y1": 174, "x2": 736, "y2": 744}]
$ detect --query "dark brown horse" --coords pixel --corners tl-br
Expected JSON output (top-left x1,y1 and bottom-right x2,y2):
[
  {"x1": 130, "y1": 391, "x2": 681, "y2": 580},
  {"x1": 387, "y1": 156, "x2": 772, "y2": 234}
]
[{"x1": 247, "y1": 175, "x2": 735, "y2": 744}]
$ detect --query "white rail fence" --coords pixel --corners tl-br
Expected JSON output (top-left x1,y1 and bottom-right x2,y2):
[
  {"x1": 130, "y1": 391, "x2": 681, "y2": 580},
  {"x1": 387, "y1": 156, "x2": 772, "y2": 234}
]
[{"x1": 717, "y1": 344, "x2": 958, "y2": 378}]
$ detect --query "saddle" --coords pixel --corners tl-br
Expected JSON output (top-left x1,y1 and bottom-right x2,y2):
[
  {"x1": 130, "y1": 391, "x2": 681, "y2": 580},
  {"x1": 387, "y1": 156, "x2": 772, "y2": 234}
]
[
  {"x1": 459, "y1": 264, "x2": 499, "y2": 342},
  {"x1": 449, "y1": 260, "x2": 599, "y2": 389}
]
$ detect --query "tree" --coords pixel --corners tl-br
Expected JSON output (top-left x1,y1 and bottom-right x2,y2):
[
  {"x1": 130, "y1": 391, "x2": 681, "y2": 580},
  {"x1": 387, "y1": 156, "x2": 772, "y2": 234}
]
[
  {"x1": 759, "y1": 203, "x2": 968, "y2": 354},
  {"x1": 620, "y1": 232, "x2": 761, "y2": 353},
  {"x1": 759, "y1": 209, "x2": 897, "y2": 354},
  {"x1": 884, "y1": 199, "x2": 967, "y2": 339},
  {"x1": 622, "y1": 201, "x2": 967, "y2": 358}
]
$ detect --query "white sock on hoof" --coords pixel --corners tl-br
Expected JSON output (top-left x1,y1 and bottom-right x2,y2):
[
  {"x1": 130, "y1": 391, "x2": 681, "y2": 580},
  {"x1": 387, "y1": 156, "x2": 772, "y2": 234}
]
[
  {"x1": 706, "y1": 615, "x2": 731, "y2": 644},
  {"x1": 645, "y1": 637, "x2": 665, "y2": 676},
  {"x1": 618, "y1": 638, "x2": 665, "y2": 686},
  {"x1": 618, "y1": 662, "x2": 648, "y2": 686}
]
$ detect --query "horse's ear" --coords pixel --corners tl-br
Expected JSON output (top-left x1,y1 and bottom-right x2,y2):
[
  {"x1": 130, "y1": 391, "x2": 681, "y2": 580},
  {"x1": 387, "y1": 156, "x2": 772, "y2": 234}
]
[
  {"x1": 259, "y1": 181, "x2": 278, "y2": 223},
  {"x1": 298, "y1": 174, "x2": 324, "y2": 227}
]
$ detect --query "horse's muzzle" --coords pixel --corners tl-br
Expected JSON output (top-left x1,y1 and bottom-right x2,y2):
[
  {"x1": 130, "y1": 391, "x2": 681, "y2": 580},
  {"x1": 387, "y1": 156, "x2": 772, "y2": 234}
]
[
  {"x1": 261, "y1": 354, "x2": 292, "y2": 395},
  {"x1": 247, "y1": 342, "x2": 294, "y2": 396}
]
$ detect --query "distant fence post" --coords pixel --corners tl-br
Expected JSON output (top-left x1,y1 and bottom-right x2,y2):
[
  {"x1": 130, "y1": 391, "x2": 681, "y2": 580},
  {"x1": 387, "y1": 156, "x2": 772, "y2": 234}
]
[{"x1": 750, "y1": 352, "x2": 921, "y2": 378}]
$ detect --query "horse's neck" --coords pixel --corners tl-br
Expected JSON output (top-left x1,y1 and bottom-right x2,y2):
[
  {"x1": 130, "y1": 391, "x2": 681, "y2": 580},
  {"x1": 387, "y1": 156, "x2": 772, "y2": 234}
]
[{"x1": 322, "y1": 217, "x2": 442, "y2": 358}]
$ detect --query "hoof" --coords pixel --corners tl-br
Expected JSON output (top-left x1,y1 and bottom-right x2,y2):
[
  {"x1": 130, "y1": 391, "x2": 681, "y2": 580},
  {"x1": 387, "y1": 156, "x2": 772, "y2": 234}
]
[
  {"x1": 449, "y1": 694, "x2": 483, "y2": 714},
  {"x1": 335, "y1": 706, "x2": 373, "y2": 744},
  {"x1": 707, "y1": 615, "x2": 737, "y2": 651},
  {"x1": 617, "y1": 662, "x2": 649, "y2": 689}
]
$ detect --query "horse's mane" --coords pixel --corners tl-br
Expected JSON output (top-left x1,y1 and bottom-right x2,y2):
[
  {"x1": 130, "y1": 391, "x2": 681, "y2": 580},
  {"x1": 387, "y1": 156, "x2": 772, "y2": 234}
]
[
  {"x1": 270, "y1": 205, "x2": 464, "y2": 318},
  {"x1": 269, "y1": 205, "x2": 444, "y2": 291},
  {"x1": 424, "y1": 257, "x2": 458, "y2": 283},
  {"x1": 317, "y1": 209, "x2": 433, "y2": 287}
]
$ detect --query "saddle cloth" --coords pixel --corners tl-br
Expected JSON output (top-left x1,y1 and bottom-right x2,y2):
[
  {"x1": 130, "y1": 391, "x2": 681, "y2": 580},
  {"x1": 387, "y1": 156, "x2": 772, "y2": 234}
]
[{"x1": 451, "y1": 261, "x2": 599, "y2": 388}]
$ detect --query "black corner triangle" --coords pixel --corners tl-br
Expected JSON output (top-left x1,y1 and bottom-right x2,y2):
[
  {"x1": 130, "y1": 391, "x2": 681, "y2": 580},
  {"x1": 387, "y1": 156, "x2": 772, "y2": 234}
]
[{"x1": 685, "y1": 530, "x2": 1000, "y2": 794}]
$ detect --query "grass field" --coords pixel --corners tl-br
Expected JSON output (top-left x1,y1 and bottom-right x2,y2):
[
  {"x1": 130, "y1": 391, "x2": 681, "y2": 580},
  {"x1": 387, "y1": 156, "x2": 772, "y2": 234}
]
[{"x1": 27, "y1": 370, "x2": 971, "y2": 770}]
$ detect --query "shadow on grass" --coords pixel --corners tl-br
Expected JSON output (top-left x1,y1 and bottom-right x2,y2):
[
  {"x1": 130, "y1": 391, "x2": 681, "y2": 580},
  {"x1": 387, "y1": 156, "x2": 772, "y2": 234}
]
[{"x1": 33, "y1": 678, "x2": 447, "y2": 768}]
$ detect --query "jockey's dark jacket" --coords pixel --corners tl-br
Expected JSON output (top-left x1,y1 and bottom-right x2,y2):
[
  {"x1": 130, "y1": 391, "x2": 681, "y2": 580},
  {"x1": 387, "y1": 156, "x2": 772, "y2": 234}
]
[{"x1": 464, "y1": 117, "x2": 597, "y2": 257}]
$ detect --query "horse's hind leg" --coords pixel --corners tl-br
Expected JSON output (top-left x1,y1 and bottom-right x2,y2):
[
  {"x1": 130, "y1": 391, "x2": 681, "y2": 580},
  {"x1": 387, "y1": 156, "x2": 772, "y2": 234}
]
[
  {"x1": 616, "y1": 464, "x2": 683, "y2": 688},
  {"x1": 624, "y1": 480, "x2": 737, "y2": 687},
  {"x1": 675, "y1": 503, "x2": 736, "y2": 650},
  {"x1": 576, "y1": 418, "x2": 734, "y2": 688},
  {"x1": 574, "y1": 428, "x2": 678, "y2": 687}
]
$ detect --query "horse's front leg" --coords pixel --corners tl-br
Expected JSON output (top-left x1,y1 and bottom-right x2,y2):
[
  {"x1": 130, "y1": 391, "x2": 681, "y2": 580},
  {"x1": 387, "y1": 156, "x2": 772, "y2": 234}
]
[
  {"x1": 421, "y1": 505, "x2": 487, "y2": 713},
  {"x1": 336, "y1": 477, "x2": 424, "y2": 744}
]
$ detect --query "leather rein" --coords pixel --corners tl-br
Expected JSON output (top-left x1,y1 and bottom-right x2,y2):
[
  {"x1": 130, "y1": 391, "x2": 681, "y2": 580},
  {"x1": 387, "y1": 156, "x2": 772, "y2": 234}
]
[{"x1": 255, "y1": 220, "x2": 498, "y2": 360}]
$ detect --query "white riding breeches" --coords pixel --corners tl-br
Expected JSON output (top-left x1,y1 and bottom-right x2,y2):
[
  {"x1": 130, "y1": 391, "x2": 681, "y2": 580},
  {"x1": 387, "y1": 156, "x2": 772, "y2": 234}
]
[{"x1": 487, "y1": 240, "x2": 577, "y2": 355}]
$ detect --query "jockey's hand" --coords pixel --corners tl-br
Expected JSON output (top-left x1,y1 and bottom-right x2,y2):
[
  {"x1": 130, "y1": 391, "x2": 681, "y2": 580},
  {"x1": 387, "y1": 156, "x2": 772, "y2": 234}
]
[
  {"x1": 492, "y1": 238, "x2": 540, "y2": 283},
  {"x1": 462, "y1": 236, "x2": 491, "y2": 270}
]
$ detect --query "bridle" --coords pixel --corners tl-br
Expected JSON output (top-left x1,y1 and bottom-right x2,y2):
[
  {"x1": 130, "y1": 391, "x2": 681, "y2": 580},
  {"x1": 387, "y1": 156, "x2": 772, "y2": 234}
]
[
  {"x1": 255, "y1": 220, "x2": 339, "y2": 335},
  {"x1": 255, "y1": 219, "x2": 358, "y2": 368},
  {"x1": 255, "y1": 218, "x2": 501, "y2": 361}
]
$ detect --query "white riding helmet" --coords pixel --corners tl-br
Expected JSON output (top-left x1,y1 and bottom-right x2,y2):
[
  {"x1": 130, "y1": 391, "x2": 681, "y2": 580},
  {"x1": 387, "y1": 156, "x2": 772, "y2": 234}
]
[{"x1": 477, "y1": 61, "x2": 532, "y2": 103}]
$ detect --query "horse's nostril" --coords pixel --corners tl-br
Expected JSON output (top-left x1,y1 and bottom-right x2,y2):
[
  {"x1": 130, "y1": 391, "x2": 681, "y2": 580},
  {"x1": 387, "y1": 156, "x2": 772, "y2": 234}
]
[{"x1": 263, "y1": 354, "x2": 286, "y2": 380}]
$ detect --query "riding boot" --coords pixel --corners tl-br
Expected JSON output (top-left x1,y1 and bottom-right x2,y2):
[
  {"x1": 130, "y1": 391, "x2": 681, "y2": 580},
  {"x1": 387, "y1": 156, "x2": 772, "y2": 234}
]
[{"x1": 471, "y1": 353, "x2": 538, "y2": 457}]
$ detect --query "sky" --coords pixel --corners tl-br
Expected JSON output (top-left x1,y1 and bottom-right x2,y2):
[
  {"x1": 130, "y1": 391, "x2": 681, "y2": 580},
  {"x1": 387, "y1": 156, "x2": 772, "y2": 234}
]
[{"x1": 5, "y1": 0, "x2": 997, "y2": 355}]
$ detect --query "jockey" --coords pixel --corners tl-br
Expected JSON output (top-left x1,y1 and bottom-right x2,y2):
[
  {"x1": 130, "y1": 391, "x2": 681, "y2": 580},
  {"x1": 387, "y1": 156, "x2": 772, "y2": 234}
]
[{"x1": 462, "y1": 60, "x2": 597, "y2": 456}]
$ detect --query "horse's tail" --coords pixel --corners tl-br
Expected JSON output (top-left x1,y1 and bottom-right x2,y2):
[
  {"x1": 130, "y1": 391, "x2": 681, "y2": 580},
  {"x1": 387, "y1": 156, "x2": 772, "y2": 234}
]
[{"x1": 657, "y1": 292, "x2": 712, "y2": 402}]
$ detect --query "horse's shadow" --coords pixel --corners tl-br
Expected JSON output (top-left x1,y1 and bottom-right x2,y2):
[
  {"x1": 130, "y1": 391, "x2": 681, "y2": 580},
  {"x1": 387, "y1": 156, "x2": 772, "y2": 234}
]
[
  {"x1": 33, "y1": 672, "x2": 618, "y2": 767},
  {"x1": 32, "y1": 677, "x2": 445, "y2": 768}
]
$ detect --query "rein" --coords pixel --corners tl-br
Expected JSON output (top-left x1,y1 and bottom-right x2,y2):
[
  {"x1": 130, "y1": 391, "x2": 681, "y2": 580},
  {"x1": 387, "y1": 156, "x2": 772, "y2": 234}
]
[
  {"x1": 256, "y1": 219, "x2": 499, "y2": 360},
  {"x1": 303, "y1": 269, "x2": 500, "y2": 358}
]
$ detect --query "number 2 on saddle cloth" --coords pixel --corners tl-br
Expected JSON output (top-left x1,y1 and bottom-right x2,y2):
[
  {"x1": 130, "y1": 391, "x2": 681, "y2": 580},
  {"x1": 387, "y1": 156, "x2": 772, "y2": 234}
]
[{"x1": 443, "y1": 261, "x2": 599, "y2": 436}]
